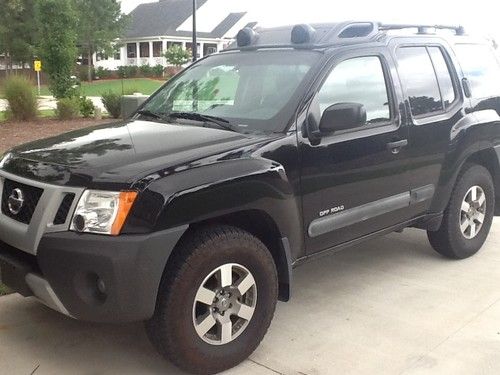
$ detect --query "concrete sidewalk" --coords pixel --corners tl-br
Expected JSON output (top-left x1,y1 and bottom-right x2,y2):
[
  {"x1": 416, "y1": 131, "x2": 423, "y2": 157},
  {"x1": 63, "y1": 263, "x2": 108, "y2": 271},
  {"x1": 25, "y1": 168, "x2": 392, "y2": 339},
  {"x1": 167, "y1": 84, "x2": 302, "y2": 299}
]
[{"x1": 1, "y1": 220, "x2": 500, "y2": 374}]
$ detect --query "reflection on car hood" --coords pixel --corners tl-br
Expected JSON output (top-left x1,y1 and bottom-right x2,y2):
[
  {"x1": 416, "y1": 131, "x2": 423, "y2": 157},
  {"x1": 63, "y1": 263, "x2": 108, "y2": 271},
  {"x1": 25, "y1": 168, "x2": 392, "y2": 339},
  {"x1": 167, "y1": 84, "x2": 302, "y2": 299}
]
[{"x1": 3, "y1": 120, "x2": 270, "y2": 188}]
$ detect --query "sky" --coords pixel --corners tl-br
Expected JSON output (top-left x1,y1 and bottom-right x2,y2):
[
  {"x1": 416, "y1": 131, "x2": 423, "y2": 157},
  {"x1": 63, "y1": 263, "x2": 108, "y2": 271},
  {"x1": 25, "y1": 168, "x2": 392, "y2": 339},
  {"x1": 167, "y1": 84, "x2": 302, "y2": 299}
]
[{"x1": 119, "y1": 0, "x2": 500, "y2": 42}]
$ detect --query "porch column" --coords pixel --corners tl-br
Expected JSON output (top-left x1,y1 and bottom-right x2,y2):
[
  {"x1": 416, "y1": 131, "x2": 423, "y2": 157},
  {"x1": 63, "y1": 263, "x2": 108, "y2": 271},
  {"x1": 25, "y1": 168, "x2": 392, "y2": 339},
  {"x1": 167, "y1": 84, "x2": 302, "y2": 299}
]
[
  {"x1": 149, "y1": 41, "x2": 153, "y2": 65},
  {"x1": 199, "y1": 42, "x2": 204, "y2": 58},
  {"x1": 136, "y1": 42, "x2": 140, "y2": 66}
]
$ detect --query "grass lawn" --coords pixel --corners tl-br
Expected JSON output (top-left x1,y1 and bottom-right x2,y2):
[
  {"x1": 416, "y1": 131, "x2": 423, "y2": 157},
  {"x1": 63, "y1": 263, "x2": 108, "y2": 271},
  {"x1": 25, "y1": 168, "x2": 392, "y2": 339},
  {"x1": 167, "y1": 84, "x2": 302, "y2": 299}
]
[
  {"x1": 0, "y1": 109, "x2": 55, "y2": 122},
  {"x1": 37, "y1": 78, "x2": 164, "y2": 97}
]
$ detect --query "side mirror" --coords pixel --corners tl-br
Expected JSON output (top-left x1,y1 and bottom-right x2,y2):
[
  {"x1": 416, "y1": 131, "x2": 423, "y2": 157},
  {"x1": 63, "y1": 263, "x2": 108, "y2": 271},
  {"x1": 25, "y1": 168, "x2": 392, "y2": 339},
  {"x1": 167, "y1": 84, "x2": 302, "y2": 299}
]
[{"x1": 319, "y1": 102, "x2": 366, "y2": 133}]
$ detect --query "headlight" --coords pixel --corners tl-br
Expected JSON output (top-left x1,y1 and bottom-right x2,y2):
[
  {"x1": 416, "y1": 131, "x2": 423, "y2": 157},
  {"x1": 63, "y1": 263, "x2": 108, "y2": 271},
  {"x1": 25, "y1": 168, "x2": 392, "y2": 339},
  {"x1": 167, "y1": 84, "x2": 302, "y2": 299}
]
[{"x1": 70, "y1": 190, "x2": 138, "y2": 235}]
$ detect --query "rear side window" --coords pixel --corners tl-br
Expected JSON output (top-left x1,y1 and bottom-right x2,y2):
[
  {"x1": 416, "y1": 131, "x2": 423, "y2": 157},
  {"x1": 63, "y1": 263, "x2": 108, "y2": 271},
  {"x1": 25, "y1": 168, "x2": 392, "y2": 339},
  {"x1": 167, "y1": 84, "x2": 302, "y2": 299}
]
[
  {"x1": 454, "y1": 44, "x2": 500, "y2": 99},
  {"x1": 428, "y1": 47, "x2": 456, "y2": 108},
  {"x1": 396, "y1": 47, "x2": 443, "y2": 117}
]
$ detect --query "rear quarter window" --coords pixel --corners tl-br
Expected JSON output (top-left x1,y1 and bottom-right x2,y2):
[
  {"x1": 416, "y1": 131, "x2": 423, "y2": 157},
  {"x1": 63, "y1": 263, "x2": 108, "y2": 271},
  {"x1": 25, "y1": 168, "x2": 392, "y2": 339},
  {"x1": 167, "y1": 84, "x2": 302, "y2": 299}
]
[{"x1": 454, "y1": 44, "x2": 500, "y2": 99}]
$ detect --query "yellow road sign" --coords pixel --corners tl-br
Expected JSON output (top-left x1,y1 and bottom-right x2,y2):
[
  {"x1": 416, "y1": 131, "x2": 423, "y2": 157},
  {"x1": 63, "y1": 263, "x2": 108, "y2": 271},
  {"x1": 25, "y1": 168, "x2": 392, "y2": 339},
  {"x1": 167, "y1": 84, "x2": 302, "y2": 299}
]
[{"x1": 34, "y1": 60, "x2": 42, "y2": 72}]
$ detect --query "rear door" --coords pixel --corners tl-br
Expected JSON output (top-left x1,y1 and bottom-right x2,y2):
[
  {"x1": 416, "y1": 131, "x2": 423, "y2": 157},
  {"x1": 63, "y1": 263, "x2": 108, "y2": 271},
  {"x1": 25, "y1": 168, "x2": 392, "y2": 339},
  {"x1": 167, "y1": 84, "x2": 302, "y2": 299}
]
[{"x1": 391, "y1": 41, "x2": 465, "y2": 217}]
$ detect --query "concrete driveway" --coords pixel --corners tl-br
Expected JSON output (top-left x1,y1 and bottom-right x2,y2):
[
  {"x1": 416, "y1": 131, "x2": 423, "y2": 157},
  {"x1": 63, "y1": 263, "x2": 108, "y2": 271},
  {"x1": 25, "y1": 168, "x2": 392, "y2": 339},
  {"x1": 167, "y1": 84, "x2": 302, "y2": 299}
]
[{"x1": 1, "y1": 219, "x2": 500, "y2": 374}]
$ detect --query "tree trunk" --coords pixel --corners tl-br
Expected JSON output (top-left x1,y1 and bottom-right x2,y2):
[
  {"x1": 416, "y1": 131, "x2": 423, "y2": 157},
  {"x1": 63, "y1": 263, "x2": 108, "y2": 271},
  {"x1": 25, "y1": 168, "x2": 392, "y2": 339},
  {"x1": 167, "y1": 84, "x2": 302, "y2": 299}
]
[{"x1": 87, "y1": 48, "x2": 93, "y2": 83}]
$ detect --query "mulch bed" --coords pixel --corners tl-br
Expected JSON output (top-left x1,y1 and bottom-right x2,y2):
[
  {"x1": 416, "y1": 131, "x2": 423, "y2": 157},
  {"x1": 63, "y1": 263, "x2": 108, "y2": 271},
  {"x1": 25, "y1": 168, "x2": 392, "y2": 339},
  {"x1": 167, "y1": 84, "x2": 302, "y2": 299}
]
[{"x1": 0, "y1": 117, "x2": 121, "y2": 154}]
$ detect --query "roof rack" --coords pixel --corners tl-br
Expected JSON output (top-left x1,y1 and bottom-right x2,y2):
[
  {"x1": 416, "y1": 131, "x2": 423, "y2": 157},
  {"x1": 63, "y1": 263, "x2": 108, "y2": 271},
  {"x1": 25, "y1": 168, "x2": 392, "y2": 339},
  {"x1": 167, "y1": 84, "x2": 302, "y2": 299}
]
[{"x1": 378, "y1": 23, "x2": 466, "y2": 36}]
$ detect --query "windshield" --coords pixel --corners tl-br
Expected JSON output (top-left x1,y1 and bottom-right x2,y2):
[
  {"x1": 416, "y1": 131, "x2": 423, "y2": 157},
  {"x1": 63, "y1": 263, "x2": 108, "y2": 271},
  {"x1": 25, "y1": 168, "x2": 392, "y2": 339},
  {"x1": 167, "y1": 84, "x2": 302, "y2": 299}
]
[{"x1": 140, "y1": 50, "x2": 320, "y2": 132}]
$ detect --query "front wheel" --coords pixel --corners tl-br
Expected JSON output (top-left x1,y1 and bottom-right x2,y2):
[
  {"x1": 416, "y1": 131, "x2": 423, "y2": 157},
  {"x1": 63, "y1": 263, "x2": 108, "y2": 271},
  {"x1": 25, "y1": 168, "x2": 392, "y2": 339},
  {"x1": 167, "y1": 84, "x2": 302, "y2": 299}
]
[
  {"x1": 145, "y1": 225, "x2": 278, "y2": 374},
  {"x1": 428, "y1": 163, "x2": 495, "y2": 259}
]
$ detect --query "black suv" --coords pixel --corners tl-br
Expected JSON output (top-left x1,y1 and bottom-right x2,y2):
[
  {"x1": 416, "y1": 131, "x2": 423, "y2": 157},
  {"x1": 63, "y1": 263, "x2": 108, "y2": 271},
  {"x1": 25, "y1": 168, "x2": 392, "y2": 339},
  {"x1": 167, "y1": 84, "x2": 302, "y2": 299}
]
[{"x1": 1, "y1": 21, "x2": 500, "y2": 374}]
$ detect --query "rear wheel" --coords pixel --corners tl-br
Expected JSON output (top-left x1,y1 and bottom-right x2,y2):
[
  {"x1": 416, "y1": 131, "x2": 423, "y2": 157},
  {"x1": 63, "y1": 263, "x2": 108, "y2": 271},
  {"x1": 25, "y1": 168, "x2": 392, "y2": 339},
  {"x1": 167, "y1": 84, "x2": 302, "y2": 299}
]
[
  {"x1": 427, "y1": 163, "x2": 495, "y2": 259},
  {"x1": 145, "y1": 225, "x2": 278, "y2": 375}
]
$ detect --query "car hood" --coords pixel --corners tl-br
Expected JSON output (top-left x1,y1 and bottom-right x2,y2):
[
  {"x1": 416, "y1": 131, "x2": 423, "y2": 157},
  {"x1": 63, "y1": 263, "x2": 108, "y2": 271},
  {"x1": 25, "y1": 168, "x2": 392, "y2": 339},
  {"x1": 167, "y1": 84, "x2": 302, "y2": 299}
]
[{"x1": 2, "y1": 120, "x2": 272, "y2": 188}]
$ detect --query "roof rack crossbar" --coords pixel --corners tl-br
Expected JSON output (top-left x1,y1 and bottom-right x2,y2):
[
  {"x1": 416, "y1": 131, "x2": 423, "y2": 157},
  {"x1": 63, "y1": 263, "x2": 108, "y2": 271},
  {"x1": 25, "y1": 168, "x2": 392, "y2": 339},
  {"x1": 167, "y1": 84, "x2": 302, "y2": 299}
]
[{"x1": 378, "y1": 23, "x2": 465, "y2": 35}]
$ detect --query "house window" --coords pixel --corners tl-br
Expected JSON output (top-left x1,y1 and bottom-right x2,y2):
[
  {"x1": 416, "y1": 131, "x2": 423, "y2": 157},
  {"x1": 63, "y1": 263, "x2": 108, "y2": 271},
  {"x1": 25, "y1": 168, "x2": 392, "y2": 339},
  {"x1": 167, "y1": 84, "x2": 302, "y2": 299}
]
[
  {"x1": 114, "y1": 48, "x2": 121, "y2": 60},
  {"x1": 203, "y1": 43, "x2": 218, "y2": 56},
  {"x1": 186, "y1": 42, "x2": 201, "y2": 58},
  {"x1": 140, "y1": 42, "x2": 150, "y2": 58},
  {"x1": 167, "y1": 41, "x2": 182, "y2": 49},
  {"x1": 127, "y1": 43, "x2": 137, "y2": 58},
  {"x1": 153, "y1": 41, "x2": 163, "y2": 57}
]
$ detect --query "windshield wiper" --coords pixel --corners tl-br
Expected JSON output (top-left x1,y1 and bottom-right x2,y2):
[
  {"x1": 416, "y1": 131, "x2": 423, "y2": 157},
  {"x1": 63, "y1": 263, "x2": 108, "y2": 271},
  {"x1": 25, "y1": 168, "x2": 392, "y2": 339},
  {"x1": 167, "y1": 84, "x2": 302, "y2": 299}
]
[
  {"x1": 167, "y1": 111, "x2": 238, "y2": 133},
  {"x1": 136, "y1": 109, "x2": 164, "y2": 120}
]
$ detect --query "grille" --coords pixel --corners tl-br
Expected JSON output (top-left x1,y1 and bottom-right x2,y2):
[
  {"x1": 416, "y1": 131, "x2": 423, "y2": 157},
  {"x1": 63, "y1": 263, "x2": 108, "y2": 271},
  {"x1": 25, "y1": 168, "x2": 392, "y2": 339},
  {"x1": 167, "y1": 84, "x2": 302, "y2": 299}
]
[
  {"x1": 53, "y1": 193, "x2": 75, "y2": 225},
  {"x1": 1, "y1": 179, "x2": 44, "y2": 225}
]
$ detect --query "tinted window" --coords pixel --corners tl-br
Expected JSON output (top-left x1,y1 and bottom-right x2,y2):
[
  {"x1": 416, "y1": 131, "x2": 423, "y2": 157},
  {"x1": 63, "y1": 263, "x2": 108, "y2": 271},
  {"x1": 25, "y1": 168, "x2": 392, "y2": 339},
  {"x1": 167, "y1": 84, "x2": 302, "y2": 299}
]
[
  {"x1": 428, "y1": 47, "x2": 456, "y2": 108},
  {"x1": 397, "y1": 47, "x2": 442, "y2": 117},
  {"x1": 318, "y1": 56, "x2": 391, "y2": 124},
  {"x1": 454, "y1": 44, "x2": 500, "y2": 99}
]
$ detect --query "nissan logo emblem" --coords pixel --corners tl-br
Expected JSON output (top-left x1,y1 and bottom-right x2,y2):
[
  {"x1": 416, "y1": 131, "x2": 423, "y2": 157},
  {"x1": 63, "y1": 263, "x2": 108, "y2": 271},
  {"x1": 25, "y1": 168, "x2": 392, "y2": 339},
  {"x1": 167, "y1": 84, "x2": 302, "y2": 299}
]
[{"x1": 8, "y1": 188, "x2": 24, "y2": 215}]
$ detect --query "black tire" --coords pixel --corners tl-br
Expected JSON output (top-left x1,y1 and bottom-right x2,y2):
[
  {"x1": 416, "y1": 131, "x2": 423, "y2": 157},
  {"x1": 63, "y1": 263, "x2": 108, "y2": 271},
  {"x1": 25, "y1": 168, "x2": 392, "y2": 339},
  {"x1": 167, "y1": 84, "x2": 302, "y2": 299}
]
[
  {"x1": 427, "y1": 163, "x2": 495, "y2": 259},
  {"x1": 145, "y1": 225, "x2": 278, "y2": 375}
]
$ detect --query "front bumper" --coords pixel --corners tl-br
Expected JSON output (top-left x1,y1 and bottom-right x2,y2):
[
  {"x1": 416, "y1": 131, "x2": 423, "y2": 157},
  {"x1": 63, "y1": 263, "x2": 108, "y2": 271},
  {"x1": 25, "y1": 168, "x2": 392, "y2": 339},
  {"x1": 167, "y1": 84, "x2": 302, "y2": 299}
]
[{"x1": 0, "y1": 226, "x2": 187, "y2": 323}]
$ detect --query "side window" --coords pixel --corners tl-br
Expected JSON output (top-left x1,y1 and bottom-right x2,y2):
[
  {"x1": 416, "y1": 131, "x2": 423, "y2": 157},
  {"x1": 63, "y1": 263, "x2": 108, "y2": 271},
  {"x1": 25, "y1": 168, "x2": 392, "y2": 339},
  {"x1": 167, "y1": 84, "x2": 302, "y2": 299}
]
[
  {"x1": 428, "y1": 47, "x2": 456, "y2": 108},
  {"x1": 396, "y1": 47, "x2": 442, "y2": 117},
  {"x1": 318, "y1": 56, "x2": 391, "y2": 125},
  {"x1": 454, "y1": 44, "x2": 500, "y2": 99}
]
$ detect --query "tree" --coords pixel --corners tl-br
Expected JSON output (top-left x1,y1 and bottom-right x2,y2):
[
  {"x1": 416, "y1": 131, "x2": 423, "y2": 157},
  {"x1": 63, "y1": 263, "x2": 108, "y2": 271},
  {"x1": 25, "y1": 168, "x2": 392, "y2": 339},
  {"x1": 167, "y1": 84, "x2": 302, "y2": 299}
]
[
  {"x1": 35, "y1": 0, "x2": 78, "y2": 98},
  {"x1": 74, "y1": 0, "x2": 129, "y2": 82},
  {"x1": 0, "y1": 0, "x2": 36, "y2": 72},
  {"x1": 164, "y1": 45, "x2": 191, "y2": 67}
]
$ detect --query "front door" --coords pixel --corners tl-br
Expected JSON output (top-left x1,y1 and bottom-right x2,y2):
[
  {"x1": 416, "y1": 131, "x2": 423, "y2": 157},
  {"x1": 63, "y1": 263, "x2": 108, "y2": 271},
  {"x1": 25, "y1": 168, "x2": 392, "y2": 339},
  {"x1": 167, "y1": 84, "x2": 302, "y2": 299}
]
[{"x1": 299, "y1": 48, "x2": 413, "y2": 254}]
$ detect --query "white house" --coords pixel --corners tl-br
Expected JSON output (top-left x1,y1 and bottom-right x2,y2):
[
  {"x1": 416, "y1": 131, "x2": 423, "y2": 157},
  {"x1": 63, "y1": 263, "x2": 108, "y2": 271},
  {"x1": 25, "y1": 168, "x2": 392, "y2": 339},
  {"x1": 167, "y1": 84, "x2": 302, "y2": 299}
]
[{"x1": 95, "y1": 0, "x2": 252, "y2": 70}]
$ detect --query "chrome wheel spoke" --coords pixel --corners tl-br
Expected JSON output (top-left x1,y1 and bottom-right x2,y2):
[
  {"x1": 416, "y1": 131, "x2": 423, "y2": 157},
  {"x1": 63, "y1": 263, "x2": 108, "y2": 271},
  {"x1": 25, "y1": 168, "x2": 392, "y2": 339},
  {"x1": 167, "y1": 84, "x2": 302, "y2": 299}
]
[
  {"x1": 469, "y1": 222, "x2": 477, "y2": 238},
  {"x1": 236, "y1": 273, "x2": 256, "y2": 296},
  {"x1": 236, "y1": 303, "x2": 255, "y2": 321},
  {"x1": 219, "y1": 264, "x2": 233, "y2": 287},
  {"x1": 460, "y1": 218, "x2": 470, "y2": 233},
  {"x1": 195, "y1": 313, "x2": 217, "y2": 337},
  {"x1": 477, "y1": 193, "x2": 486, "y2": 207},
  {"x1": 220, "y1": 320, "x2": 233, "y2": 344},
  {"x1": 471, "y1": 186, "x2": 478, "y2": 201},
  {"x1": 195, "y1": 286, "x2": 216, "y2": 306},
  {"x1": 476, "y1": 212, "x2": 485, "y2": 224},
  {"x1": 461, "y1": 200, "x2": 470, "y2": 213}
]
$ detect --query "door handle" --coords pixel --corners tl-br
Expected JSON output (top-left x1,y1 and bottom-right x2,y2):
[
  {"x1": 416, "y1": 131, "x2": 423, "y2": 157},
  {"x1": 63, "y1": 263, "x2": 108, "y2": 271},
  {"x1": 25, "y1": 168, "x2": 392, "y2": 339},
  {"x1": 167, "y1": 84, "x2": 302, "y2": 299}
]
[{"x1": 387, "y1": 139, "x2": 408, "y2": 154}]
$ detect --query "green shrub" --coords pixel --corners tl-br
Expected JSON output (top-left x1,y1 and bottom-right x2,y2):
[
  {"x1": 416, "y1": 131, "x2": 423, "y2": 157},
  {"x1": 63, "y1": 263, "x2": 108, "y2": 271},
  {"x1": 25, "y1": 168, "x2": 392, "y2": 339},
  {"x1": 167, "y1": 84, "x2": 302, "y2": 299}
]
[
  {"x1": 95, "y1": 67, "x2": 112, "y2": 79},
  {"x1": 101, "y1": 90, "x2": 121, "y2": 118},
  {"x1": 3, "y1": 76, "x2": 38, "y2": 121},
  {"x1": 56, "y1": 97, "x2": 80, "y2": 120},
  {"x1": 79, "y1": 96, "x2": 95, "y2": 118},
  {"x1": 139, "y1": 64, "x2": 153, "y2": 77},
  {"x1": 117, "y1": 65, "x2": 126, "y2": 78},
  {"x1": 152, "y1": 64, "x2": 165, "y2": 78},
  {"x1": 123, "y1": 87, "x2": 139, "y2": 95}
]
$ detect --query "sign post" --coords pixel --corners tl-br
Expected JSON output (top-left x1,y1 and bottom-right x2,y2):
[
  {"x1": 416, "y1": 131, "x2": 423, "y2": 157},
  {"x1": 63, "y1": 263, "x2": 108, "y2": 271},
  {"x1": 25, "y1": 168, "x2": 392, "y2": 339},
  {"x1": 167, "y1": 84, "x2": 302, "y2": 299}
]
[{"x1": 34, "y1": 60, "x2": 42, "y2": 95}]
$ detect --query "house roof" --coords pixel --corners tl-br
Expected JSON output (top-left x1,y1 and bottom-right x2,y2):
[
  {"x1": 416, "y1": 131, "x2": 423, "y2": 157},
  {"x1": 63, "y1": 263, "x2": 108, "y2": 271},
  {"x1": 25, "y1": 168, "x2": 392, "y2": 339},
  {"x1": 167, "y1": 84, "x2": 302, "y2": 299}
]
[{"x1": 124, "y1": 0, "x2": 246, "y2": 40}]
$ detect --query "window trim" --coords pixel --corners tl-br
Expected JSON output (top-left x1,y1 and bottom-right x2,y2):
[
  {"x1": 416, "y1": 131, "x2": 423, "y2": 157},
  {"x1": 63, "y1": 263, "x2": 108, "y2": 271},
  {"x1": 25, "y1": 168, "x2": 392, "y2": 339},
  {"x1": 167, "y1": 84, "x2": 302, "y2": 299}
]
[
  {"x1": 313, "y1": 53, "x2": 397, "y2": 135},
  {"x1": 395, "y1": 43, "x2": 462, "y2": 125}
]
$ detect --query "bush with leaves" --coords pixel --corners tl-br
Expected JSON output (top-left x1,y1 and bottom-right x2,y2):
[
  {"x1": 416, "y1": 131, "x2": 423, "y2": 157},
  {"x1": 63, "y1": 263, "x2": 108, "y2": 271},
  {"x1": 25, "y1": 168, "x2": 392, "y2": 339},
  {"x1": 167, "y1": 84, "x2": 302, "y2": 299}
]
[
  {"x1": 79, "y1": 96, "x2": 95, "y2": 118},
  {"x1": 3, "y1": 76, "x2": 38, "y2": 121},
  {"x1": 117, "y1": 66, "x2": 127, "y2": 78},
  {"x1": 152, "y1": 64, "x2": 165, "y2": 78},
  {"x1": 139, "y1": 64, "x2": 153, "y2": 77},
  {"x1": 95, "y1": 67, "x2": 112, "y2": 79},
  {"x1": 56, "y1": 97, "x2": 80, "y2": 120},
  {"x1": 101, "y1": 90, "x2": 121, "y2": 118},
  {"x1": 164, "y1": 45, "x2": 191, "y2": 67}
]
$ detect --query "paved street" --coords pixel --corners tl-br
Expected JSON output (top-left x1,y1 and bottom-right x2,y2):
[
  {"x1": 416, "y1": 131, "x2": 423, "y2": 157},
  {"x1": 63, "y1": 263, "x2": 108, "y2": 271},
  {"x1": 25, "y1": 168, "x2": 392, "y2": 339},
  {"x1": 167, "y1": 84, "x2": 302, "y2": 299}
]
[{"x1": 1, "y1": 219, "x2": 500, "y2": 374}]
